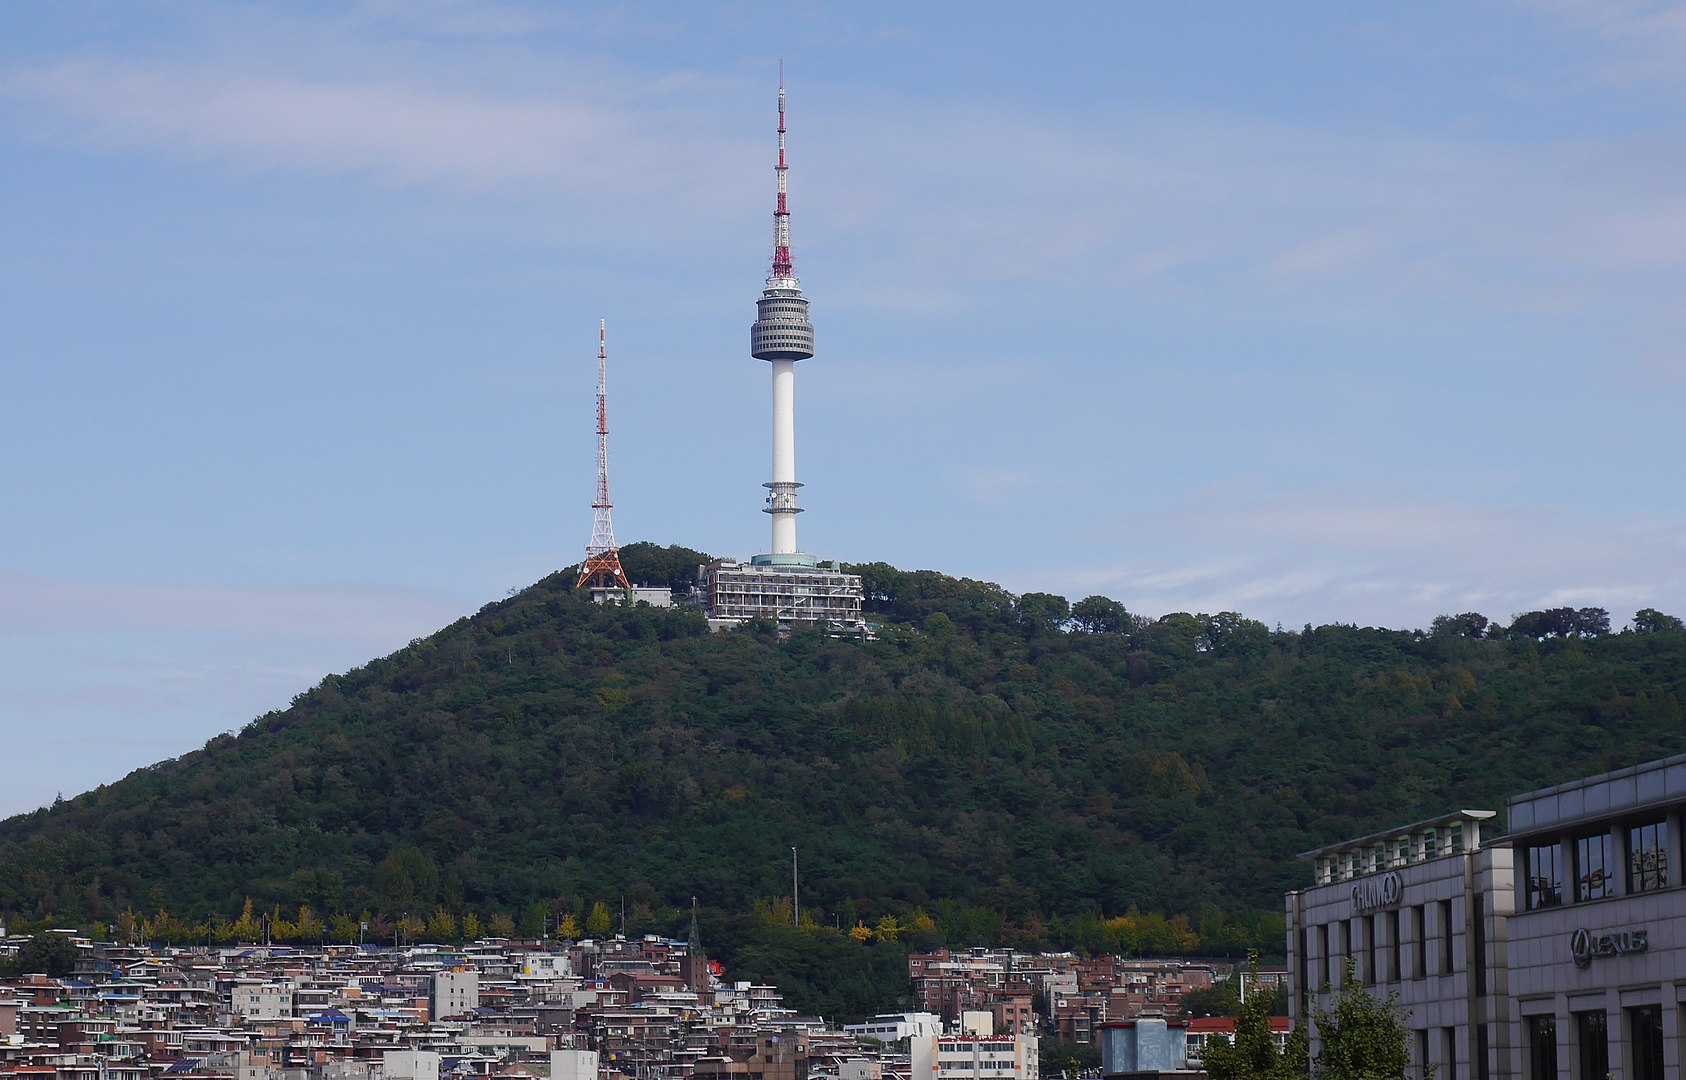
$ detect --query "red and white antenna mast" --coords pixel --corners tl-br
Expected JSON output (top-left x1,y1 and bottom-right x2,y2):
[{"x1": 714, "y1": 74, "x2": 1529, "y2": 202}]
[
  {"x1": 772, "y1": 59, "x2": 793, "y2": 280},
  {"x1": 577, "y1": 319, "x2": 630, "y2": 590}
]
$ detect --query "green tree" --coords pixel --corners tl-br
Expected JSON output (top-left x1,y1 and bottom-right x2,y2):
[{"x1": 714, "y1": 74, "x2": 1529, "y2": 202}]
[
  {"x1": 1181, "y1": 984, "x2": 1241, "y2": 1018},
  {"x1": 1038, "y1": 1039, "x2": 1101, "y2": 1080},
  {"x1": 6, "y1": 933, "x2": 78, "y2": 977},
  {"x1": 1016, "y1": 592, "x2": 1071, "y2": 637},
  {"x1": 1428, "y1": 613, "x2": 1490, "y2": 640},
  {"x1": 585, "y1": 901, "x2": 612, "y2": 938},
  {"x1": 1633, "y1": 608, "x2": 1686, "y2": 634},
  {"x1": 1312, "y1": 960, "x2": 1417, "y2": 1080},
  {"x1": 374, "y1": 846, "x2": 440, "y2": 910},
  {"x1": 460, "y1": 912, "x2": 481, "y2": 941},
  {"x1": 1070, "y1": 595, "x2": 1128, "y2": 633},
  {"x1": 1200, "y1": 954, "x2": 1308, "y2": 1080}
]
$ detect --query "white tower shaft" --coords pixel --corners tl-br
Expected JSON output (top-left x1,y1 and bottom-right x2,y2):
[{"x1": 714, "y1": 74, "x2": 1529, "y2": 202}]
[{"x1": 770, "y1": 359, "x2": 797, "y2": 554}]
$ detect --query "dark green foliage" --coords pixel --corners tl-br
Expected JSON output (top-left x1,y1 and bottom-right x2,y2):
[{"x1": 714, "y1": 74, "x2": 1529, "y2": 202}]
[
  {"x1": 1038, "y1": 1040, "x2": 1102, "y2": 1080},
  {"x1": 705, "y1": 916, "x2": 913, "y2": 1023},
  {"x1": 1311, "y1": 960, "x2": 1416, "y2": 1080},
  {"x1": 1509, "y1": 606, "x2": 1610, "y2": 640},
  {"x1": 1633, "y1": 608, "x2": 1686, "y2": 635},
  {"x1": 4, "y1": 933, "x2": 78, "y2": 977},
  {"x1": 1181, "y1": 984, "x2": 1241, "y2": 1018},
  {"x1": 1070, "y1": 596, "x2": 1129, "y2": 634},
  {"x1": 0, "y1": 557, "x2": 1684, "y2": 992},
  {"x1": 616, "y1": 542, "x2": 714, "y2": 593}
]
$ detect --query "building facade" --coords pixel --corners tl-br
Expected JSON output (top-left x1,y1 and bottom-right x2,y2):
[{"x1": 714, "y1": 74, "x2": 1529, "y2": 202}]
[
  {"x1": 696, "y1": 558, "x2": 866, "y2": 636},
  {"x1": 1286, "y1": 810, "x2": 1513, "y2": 1080},
  {"x1": 1504, "y1": 753, "x2": 1685, "y2": 1080},
  {"x1": 908, "y1": 1033, "x2": 1039, "y2": 1080}
]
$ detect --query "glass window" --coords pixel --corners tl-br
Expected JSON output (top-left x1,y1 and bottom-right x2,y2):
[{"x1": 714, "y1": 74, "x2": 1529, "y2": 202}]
[
  {"x1": 1629, "y1": 1006, "x2": 1664, "y2": 1080},
  {"x1": 1628, "y1": 819, "x2": 1669, "y2": 892},
  {"x1": 1439, "y1": 899, "x2": 1454, "y2": 974},
  {"x1": 1576, "y1": 833, "x2": 1614, "y2": 901},
  {"x1": 1526, "y1": 1016, "x2": 1556, "y2": 1080},
  {"x1": 1525, "y1": 842, "x2": 1563, "y2": 909},
  {"x1": 1412, "y1": 904, "x2": 1427, "y2": 979},
  {"x1": 1387, "y1": 908, "x2": 1401, "y2": 982},
  {"x1": 1575, "y1": 1010, "x2": 1608, "y2": 1080},
  {"x1": 1396, "y1": 836, "x2": 1412, "y2": 865}
]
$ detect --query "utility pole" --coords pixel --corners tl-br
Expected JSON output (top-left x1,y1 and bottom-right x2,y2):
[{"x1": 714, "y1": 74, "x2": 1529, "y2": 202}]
[{"x1": 791, "y1": 846, "x2": 799, "y2": 927}]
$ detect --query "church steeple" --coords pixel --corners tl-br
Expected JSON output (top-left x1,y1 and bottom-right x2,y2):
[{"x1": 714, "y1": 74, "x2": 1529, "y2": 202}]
[{"x1": 683, "y1": 896, "x2": 711, "y2": 998}]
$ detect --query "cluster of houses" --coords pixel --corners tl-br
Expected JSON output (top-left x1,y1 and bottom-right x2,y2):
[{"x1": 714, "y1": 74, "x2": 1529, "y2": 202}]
[
  {"x1": 904, "y1": 949, "x2": 1272, "y2": 1044},
  {"x1": 0, "y1": 931, "x2": 1276, "y2": 1080}
]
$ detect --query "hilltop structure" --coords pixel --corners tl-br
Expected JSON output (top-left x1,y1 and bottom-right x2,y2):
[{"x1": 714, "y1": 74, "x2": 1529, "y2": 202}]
[
  {"x1": 575, "y1": 322, "x2": 671, "y2": 607},
  {"x1": 576, "y1": 320, "x2": 631, "y2": 594},
  {"x1": 697, "y1": 71, "x2": 867, "y2": 636}
]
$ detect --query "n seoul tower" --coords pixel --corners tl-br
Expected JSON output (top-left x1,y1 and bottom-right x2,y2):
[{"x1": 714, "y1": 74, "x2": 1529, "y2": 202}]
[{"x1": 749, "y1": 66, "x2": 817, "y2": 566}]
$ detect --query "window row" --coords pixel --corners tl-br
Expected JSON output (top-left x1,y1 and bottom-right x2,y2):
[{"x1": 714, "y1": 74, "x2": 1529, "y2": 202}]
[
  {"x1": 1526, "y1": 1005, "x2": 1664, "y2": 1080},
  {"x1": 1311, "y1": 900, "x2": 1458, "y2": 987},
  {"x1": 1523, "y1": 818, "x2": 1670, "y2": 911},
  {"x1": 1314, "y1": 821, "x2": 1472, "y2": 883}
]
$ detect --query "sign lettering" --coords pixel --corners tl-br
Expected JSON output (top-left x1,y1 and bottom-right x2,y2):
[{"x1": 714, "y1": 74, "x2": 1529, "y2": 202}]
[
  {"x1": 1351, "y1": 871, "x2": 1403, "y2": 913},
  {"x1": 1569, "y1": 927, "x2": 1648, "y2": 968}
]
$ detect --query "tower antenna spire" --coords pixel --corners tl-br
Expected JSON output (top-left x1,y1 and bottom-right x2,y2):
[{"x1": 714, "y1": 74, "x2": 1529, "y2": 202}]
[
  {"x1": 577, "y1": 319, "x2": 630, "y2": 591},
  {"x1": 772, "y1": 61, "x2": 794, "y2": 281}
]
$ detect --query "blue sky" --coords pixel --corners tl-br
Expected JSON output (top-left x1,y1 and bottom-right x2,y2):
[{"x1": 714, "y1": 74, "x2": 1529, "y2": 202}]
[{"x1": 4, "y1": 1, "x2": 1686, "y2": 816}]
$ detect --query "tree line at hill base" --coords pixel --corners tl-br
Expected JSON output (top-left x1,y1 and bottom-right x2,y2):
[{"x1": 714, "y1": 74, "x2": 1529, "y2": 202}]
[{"x1": 1, "y1": 542, "x2": 1683, "y2": 1022}]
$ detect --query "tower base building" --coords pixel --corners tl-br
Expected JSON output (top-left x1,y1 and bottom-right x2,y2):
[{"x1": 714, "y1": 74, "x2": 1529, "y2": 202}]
[{"x1": 697, "y1": 556, "x2": 867, "y2": 636}]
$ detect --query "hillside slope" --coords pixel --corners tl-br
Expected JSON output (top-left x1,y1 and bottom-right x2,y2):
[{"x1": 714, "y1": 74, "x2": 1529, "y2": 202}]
[{"x1": 3, "y1": 545, "x2": 1684, "y2": 950}]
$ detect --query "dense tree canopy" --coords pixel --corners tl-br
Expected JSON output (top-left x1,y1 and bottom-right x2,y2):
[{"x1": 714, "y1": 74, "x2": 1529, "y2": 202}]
[{"x1": 1, "y1": 551, "x2": 1683, "y2": 1011}]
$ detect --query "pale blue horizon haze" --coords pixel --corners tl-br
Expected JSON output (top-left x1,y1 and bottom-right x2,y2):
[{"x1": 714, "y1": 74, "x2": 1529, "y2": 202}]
[{"x1": 3, "y1": 1, "x2": 1685, "y2": 817}]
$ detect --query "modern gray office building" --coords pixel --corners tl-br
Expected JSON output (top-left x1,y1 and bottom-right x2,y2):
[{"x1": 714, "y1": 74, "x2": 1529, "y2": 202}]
[
  {"x1": 1285, "y1": 751, "x2": 1686, "y2": 1080},
  {"x1": 1505, "y1": 753, "x2": 1681, "y2": 1080}
]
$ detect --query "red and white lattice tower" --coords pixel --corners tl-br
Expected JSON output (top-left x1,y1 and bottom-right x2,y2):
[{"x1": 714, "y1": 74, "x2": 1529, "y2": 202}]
[{"x1": 576, "y1": 319, "x2": 630, "y2": 590}]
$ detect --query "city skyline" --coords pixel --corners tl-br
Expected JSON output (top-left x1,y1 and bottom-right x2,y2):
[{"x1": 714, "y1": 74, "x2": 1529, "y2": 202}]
[{"x1": 5, "y1": 1, "x2": 1686, "y2": 815}]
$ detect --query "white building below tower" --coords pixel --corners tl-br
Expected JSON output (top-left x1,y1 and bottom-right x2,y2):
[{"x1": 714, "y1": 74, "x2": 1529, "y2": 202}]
[{"x1": 697, "y1": 558, "x2": 867, "y2": 636}]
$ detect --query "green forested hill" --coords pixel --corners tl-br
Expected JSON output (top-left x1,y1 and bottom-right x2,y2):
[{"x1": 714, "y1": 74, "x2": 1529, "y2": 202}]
[{"x1": 3, "y1": 543, "x2": 1684, "y2": 962}]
